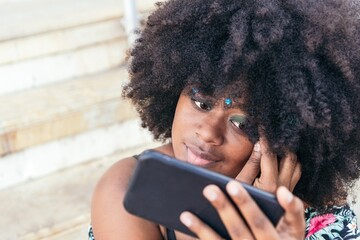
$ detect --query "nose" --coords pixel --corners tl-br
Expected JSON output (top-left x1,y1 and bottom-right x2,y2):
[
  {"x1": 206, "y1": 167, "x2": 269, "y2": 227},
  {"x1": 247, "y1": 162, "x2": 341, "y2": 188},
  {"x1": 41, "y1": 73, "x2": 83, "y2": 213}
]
[{"x1": 196, "y1": 112, "x2": 225, "y2": 146}]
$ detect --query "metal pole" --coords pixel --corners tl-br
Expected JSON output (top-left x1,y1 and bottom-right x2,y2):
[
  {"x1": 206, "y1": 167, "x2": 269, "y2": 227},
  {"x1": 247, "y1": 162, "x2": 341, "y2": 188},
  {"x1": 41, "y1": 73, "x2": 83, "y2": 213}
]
[{"x1": 123, "y1": 0, "x2": 138, "y2": 46}]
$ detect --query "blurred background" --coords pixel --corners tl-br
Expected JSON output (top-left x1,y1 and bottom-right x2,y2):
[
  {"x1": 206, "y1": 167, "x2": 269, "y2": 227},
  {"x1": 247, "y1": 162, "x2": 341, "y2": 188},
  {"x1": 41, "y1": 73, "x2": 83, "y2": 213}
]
[
  {"x1": 0, "y1": 0, "x2": 359, "y2": 239},
  {"x1": 0, "y1": 0, "x2": 159, "y2": 239}
]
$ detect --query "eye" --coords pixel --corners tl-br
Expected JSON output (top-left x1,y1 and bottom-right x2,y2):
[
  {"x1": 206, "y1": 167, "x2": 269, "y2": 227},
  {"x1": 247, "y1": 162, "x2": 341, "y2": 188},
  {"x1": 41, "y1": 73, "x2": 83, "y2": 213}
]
[
  {"x1": 231, "y1": 121, "x2": 245, "y2": 129},
  {"x1": 193, "y1": 99, "x2": 212, "y2": 111},
  {"x1": 229, "y1": 115, "x2": 247, "y2": 130}
]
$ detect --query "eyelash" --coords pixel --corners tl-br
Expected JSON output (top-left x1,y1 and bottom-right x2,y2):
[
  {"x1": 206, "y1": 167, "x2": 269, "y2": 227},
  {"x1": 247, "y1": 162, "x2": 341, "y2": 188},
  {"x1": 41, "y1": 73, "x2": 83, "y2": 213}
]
[
  {"x1": 191, "y1": 98, "x2": 213, "y2": 111},
  {"x1": 230, "y1": 119, "x2": 246, "y2": 130}
]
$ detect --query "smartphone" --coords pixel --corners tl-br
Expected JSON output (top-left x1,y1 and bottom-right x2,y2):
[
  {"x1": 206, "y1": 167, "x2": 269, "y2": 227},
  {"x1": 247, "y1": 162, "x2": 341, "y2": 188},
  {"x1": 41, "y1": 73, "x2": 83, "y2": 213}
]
[{"x1": 123, "y1": 150, "x2": 284, "y2": 239}]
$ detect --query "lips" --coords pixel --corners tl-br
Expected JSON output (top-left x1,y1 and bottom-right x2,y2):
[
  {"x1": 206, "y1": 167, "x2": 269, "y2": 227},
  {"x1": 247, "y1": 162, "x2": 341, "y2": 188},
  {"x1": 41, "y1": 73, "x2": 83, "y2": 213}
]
[{"x1": 186, "y1": 146, "x2": 221, "y2": 166}]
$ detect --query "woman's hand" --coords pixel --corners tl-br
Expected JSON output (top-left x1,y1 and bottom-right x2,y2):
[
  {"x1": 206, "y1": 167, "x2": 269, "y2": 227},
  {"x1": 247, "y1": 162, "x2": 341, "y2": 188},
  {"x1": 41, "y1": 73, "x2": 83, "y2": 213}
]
[
  {"x1": 180, "y1": 182, "x2": 305, "y2": 240},
  {"x1": 237, "y1": 137, "x2": 301, "y2": 193},
  {"x1": 179, "y1": 135, "x2": 304, "y2": 239}
]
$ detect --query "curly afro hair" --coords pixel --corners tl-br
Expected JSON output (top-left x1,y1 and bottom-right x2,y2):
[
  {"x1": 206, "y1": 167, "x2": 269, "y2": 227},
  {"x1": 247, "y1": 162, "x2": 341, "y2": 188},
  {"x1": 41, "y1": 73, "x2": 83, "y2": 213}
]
[{"x1": 123, "y1": 0, "x2": 360, "y2": 209}]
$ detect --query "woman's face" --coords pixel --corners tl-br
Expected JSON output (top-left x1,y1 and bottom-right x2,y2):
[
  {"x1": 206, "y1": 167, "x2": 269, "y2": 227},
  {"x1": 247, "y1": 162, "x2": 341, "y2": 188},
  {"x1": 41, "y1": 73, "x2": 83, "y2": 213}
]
[{"x1": 171, "y1": 88, "x2": 254, "y2": 178}]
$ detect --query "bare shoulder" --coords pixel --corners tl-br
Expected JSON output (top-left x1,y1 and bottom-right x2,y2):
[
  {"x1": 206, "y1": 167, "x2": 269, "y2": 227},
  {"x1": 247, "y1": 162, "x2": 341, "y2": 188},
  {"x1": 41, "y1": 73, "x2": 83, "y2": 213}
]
[
  {"x1": 95, "y1": 156, "x2": 137, "y2": 190},
  {"x1": 95, "y1": 143, "x2": 173, "y2": 190},
  {"x1": 90, "y1": 144, "x2": 173, "y2": 240}
]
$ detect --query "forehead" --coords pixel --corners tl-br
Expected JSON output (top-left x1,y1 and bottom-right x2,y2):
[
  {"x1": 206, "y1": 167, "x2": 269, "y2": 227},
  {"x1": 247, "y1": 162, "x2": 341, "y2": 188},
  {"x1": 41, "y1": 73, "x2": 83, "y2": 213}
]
[
  {"x1": 189, "y1": 75, "x2": 247, "y2": 95},
  {"x1": 185, "y1": 85, "x2": 246, "y2": 109}
]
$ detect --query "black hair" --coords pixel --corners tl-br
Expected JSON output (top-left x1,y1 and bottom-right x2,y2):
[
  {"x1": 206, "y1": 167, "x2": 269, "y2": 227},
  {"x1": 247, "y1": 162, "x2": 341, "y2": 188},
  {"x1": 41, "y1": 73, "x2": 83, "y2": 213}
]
[{"x1": 123, "y1": 0, "x2": 360, "y2": 209}]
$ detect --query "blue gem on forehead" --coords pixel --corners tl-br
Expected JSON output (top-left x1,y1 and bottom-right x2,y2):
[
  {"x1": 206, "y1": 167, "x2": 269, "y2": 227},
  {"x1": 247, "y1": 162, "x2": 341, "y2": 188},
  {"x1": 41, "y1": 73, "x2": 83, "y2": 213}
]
[{"x1": 224, "y1": 98, "x2": 232, "y2": 106}]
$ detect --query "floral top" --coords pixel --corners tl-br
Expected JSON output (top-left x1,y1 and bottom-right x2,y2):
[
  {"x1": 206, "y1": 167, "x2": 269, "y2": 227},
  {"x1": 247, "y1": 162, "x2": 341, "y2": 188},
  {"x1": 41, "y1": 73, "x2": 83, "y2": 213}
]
[
  {"x1": 88, "y1": 205, "x2": 359, "y2": 239},
  {"x1": 305, "y1": 205, "x2": 359, "y2": 239}
]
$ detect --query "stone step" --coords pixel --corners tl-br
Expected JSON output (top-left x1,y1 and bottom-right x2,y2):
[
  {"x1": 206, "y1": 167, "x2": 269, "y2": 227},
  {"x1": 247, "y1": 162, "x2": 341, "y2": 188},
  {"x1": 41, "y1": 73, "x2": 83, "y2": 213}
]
[
  {"x1": 0, "y1": 68, "x2": 157, "y2": 189},
  {"x1": 0, "y1": 0, "x2": 158, "y2": 95},
  {"x1": 0, "y1": 68, "x2": 131, "y2": 155},
  {"x1": 0, "y1": 18, "x2": 126, "y2": 66},
  {"x1": 0, "y1": 0, "x2": 156, "y2": 41},
  {"x1": 0, "y1": 142, "x2": 160, "y2": 240},
  {"x1": 0, "y1": 38, "x2": 128, "y2": 95}
]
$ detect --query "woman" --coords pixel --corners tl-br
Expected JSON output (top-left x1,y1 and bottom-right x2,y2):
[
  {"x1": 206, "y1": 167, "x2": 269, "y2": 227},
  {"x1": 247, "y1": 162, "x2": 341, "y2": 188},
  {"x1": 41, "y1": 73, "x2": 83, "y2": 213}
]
[{"x1": 89, "y1": 0, "x2": 360, "y2": 239}]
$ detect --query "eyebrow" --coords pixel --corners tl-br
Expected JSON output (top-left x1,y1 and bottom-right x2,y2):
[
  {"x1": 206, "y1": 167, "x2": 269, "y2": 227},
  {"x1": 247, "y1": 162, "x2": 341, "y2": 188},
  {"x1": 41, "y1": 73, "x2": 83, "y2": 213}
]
[{"x1": 188, "y1": 88, "x2": 246, "y2": 109}]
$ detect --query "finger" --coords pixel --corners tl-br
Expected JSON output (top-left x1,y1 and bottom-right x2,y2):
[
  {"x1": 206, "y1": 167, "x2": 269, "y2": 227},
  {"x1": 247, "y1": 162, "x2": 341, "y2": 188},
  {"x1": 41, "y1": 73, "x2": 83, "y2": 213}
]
[
  {"x1": 278, "y1": 152, "x2": 298, "y2": 189},
  {"x1": 226, "y1": 181, "x2": 278, "y2": 239},
  {"x1": 289, "y1": 162, "x2": 302, "y2": 191},
  {"x1": 236, "y1": 142, "x2": 261, "y2": 184},
  {"x1": 256, "y1": 138, "x2": 278, "y2": 193},
  {"x1": 203, "y1": 185, "x2": 254, "y2": 240},
  {"x1": 276, "y1": 186, "x2": 305, "y2": 238},
  {"x1": 180, "y1": 211, "x2": 222, "y2": 240}
]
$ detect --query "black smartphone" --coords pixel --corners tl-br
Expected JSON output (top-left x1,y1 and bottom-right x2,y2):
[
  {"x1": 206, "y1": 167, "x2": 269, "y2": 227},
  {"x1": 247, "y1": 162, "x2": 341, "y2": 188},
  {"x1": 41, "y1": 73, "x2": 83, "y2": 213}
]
[{"x1": 123, "y1": 150, "x2": 284, "y2": 239}]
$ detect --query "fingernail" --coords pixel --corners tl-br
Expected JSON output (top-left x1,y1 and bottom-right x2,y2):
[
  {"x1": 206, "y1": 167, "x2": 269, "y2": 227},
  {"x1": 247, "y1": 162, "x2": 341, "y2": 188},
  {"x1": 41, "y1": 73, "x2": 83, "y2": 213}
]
[
  {"x1": 203, "y1": 186, "x2": 218, "y2": 201},
  {"x1": 254, "y1": 142, "x2": 260, "y2": 152},
  {"x1": 180, "y1": 212, "x2": 192, "y2": 227},
  {"x1": 227, "y1": 181, "x2": 240, "y2": 196},
  {"x1": 280, "y1": 187, "x2": 293, "y2": 203}
]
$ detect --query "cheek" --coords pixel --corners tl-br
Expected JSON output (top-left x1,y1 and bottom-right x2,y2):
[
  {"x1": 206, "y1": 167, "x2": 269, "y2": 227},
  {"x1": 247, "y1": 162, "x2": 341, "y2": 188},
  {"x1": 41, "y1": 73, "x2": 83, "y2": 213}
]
[
  {"x1": 171, "y1": 103, "x2": 197, "y2": 146},
  {"x1": 226, "y1": 138, "x2": 254, "y2": 174},
  {"x1": 172, "y1": 104, "x2": 199, "y2": 134},
  {"x1": 172, "y1": 110, "x2": 190, "y2": 136}
]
